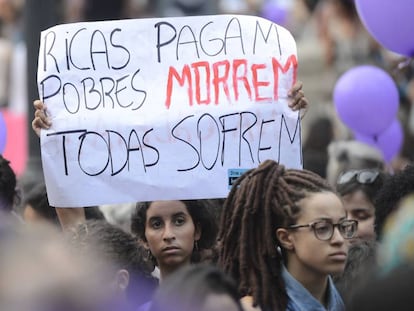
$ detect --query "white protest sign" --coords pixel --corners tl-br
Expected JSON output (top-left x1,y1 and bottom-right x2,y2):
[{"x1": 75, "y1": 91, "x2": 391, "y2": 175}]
[{"x1": 37, "y1": 15, "x2": 302, "y2": 207}]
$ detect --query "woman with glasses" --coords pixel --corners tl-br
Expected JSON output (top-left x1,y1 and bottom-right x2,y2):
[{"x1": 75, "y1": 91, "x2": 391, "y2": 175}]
[
  {"x1": 218, "y1": 159, "x2": 356, "y2": 311},
  {"x1": 336, "y1": 169, "x2": 388, "y2": 242}
]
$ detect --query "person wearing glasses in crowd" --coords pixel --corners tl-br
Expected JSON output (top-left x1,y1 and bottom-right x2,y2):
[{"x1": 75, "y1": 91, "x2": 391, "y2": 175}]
[
  {"x1": 218, "y1": 160, "x2": 357, "y2": 311},
  {"x1": 336, "y1": 169, "x2": 388, "y2": 242}
]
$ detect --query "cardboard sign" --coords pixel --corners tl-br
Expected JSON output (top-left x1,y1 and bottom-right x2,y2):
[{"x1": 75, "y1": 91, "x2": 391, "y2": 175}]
[{"x1": 37, "y1": 14, "x2": 302, "y2": 207}]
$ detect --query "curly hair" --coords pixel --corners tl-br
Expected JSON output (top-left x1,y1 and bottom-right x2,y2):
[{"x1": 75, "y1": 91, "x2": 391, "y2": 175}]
[
  {"x1": 68, "y1": 219, "x2": 158, "y2": 305},
  {"x1": 374, "y1": 164, "x2": 414, "y2": 239},
  {"x1": 0, "y1": 155, "x2": 19, "y2": 211},
  {"x1": 217, "y1": 159, "x2": 334, "y2": 311},
  {"x1": 130, "y1": 200, "x2": 218, "y2": 263}
]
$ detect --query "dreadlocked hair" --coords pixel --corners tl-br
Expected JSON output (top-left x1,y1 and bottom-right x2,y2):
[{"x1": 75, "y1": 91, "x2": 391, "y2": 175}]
[{"x1": 217, "y1": 160, "x2": 333, "y2": 311}]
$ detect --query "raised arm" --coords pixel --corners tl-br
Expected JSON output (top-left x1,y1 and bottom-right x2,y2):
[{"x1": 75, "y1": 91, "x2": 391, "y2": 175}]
[{"x1": 31, "y1": 100, "x2": 86, "y2": 230}]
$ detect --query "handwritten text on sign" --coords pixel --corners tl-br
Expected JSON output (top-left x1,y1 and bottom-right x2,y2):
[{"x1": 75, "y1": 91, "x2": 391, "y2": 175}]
[{"x1": 37, "y1": 15, "x2": 302, "y2": 207}]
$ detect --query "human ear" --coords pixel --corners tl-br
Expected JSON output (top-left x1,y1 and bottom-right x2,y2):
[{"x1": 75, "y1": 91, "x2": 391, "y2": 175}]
[
  {"x1": 276, "y1": 228, "x2": 294, "y2": 251},
  {"x1": 194, "y1": 222, "x2": 201, "y2": 241},
  {"x1": 114, "y1": 269, "x2": 130, "y2": 293}
]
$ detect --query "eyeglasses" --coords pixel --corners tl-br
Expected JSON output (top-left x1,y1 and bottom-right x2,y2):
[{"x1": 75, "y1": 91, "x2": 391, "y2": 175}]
[
  {"x1": 337, "y1": 169, "x2": 380, "y2": 185},
  {"x1": 287, "y1": 219, "x2": 358, "y2": 241}
]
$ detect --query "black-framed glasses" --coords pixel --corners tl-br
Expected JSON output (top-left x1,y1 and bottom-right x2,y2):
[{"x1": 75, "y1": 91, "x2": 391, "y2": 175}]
[
  {"x1": 287, "y1": 219, "x2": 358, "y2": 241},
  {"x1": 337, "y1": 169, "x2": 380, "y2": 185}
]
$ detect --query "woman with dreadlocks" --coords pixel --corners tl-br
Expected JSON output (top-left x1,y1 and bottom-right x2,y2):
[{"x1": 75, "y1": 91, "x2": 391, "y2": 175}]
[{"x1": 217, "y1": 159, "x2": 357, "y2": 311}]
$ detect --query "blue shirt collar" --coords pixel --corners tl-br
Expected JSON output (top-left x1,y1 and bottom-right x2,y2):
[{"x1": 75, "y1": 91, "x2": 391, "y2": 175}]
[{"x1": 282, "y1": 266, "x2": 345, "y2": 311}]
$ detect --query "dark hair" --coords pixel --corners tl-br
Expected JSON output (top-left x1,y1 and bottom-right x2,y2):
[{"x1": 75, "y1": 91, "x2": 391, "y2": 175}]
[
  {"x1": 336, "y1": 169, "x2": 388, "y2": 203},
  {"x1": 23, "y1": 183, "x2": 59, "y2": 225},
  {"x1": 0, "y1": 155, "x2": 19, "y2": 212},
  {"x1": 22, "y1": 183, "x2": 104, "y2": 226},
  {"x1": 149, "y1": 264, "x2": 243, "y2": 311},
  {"x1": 347, "y1": 264, "x2": 414, "y2": 311},
  {"x1": 374, "y1": 165, "x2": 414, "y2": 239},
  {"x1": 334, "y1": 240, "x2": 377, "y2": 304},
  {"x1": 217, "y1": 160, "x2": 334, "y2": 311},
  {"x1": 68, "y1": 220, "x2": 158, "y2": 305},
  {"x1": 130, "y1": 200, "x2": 218, "y2": 263}
]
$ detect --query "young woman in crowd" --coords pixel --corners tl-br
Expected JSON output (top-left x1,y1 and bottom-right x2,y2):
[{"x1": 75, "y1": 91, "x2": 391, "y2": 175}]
[
  {"x1": 336, "y1": 168, "x2": 388, "y2": 242},
  {"x1": 130, "y1": 200, "x2": 218, "y2": 280},
  {"x1": 218, "y1": 159, "x2": 357, "y2": 311}
]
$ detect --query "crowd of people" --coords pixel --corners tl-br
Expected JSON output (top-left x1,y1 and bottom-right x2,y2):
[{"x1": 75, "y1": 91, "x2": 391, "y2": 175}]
[{"x1": 2, "y1": 0, "x2": 414, "y2": 310}]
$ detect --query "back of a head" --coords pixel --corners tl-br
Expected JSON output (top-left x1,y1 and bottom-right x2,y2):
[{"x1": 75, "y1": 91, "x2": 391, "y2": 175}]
[
  {"x1": 326, "y1": 140, "x2": 385, "y2": 187},
  {"x1": 378, "y1": 194, "x2": 414, "y2": 274},
  {"x1": 149, "y1": 264, "x2": 243, "y2": 311},
  {"x1": 374, "y1": 164, "x2": 414, "y2": 239},
  {"x1": 0, "y1": 222, "x2": 115, "y2": 311},
  {"x1": 0, "y1": 155, "x2": 18, "y2": 212},
  {"x1": 68, "y1": 220, "x2": 157, "y2": 305},
  {"x1": 22, "y1": 182, "x2": 59, "y2": 225}
]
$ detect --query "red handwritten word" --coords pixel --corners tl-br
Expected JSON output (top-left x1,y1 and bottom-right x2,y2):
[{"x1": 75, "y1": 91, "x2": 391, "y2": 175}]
[{"x1": 165, "y1": 55, "x2": 297, "y2": 109}]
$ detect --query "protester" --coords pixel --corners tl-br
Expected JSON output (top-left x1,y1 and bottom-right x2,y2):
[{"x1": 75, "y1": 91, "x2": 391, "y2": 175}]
[
  {"x1": 326, "y1": 140, "x2": 385, "y2": 187},
  {"x1": 218, "y1": 159, "x2": 355, "y2": 311},
  {"x1": 0, "y1": 154, "x2": 20, "y2": 212},
  {"x1": 346, "y1": 194, "x2": 414, "y2": 311},
  {"x1": 333, "y1": 239, "x2": 377, "y2": 305},
  {"x1": 21, "y1": 181, "x2": 106, "y2": 228},
  {"x1": 336, "y1": 168, "x2": 388, "y2": 242},
  {"x1": 374, "y1": 164, "x2": 414, "y2": 239},
  {"x1": 0, "y1": 219, "x2": 116, "y2": 311},
  {"x1": 149, "y1": 264, "x2": 243, "y2": 311},
  {"x1": 130, "y1": 200, "x2": 218, "y2": 280},
  {"x1": 68, "y1": 219, "x2": 158, "y2": 310}
]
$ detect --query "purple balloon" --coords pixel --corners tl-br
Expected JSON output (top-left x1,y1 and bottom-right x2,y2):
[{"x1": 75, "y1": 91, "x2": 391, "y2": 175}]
[
  {"x1": 333, "y1": 65, "x2": 399, "y2": 136},
  {"x1": 0, "y1": 112, "x2": 6, "y2": 153},
  {"x1": 355, "y1": 119, "x2": 404, "y2": 163},
  {"x1": 355, "y1": 0, "x2": 414, "y2": 56},
  {"x1": 261, "y1": 2, "x2": 287, "y2": 26}
]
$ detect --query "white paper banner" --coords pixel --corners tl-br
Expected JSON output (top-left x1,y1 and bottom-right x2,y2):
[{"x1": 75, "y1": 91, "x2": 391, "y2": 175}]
[{"x1": 37, "y1": 14, "x2": 302, "y2": 207}]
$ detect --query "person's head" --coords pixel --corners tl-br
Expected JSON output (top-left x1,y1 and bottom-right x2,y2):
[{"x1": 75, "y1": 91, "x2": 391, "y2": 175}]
[
  {"x1": 336, "y1": 169, "x2": 388, "y2": 242},
  {"x1": 149, "y1": 264, "x2": 243, "y2": 311},
  {"x1": 377, "y1": 194, "x2": 414, "y2": 274},
  {"x1": 326, "y1": 140, "x2": 384, "y2": 187},
  {"x1": 0, "y1": 221, "x2": 115, "y2": 311},
  {"x1": 68, "y1": 220, "x2": 158, "y2": 308},
  {"x1": 333, "y1": 239, "x2": 378, "y2": 304},
  {"x1": 218, "y1": 160, "x2": 356, "y2": 311},
  {"x1": 374, "y1": 164, "x2": 414, "y2": 239},
  {"x1": 130, "y1": 200, "x2": 218, "y2": 278},
  {"x1": 22, "y1": 182, "x2": 60, "y2": 226},
  {"x1": 0, "y1": 154, "x2": 19, "y2": 212},
  {"x1": 22, "y1": 183, "x2": 104, "y2": 227}
]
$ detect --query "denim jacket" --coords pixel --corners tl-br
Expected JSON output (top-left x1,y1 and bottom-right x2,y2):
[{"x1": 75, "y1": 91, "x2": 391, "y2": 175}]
[{"x1": 282, "y1": 266, "x2": 345, "y2": 311}]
